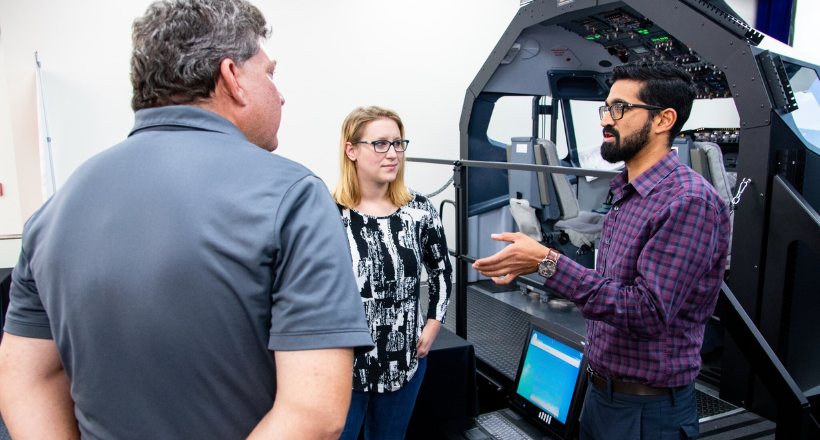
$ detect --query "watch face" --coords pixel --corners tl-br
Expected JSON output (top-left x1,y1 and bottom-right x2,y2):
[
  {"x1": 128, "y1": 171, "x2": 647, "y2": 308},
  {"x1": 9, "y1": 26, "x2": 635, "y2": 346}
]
[{"x1": 538, "y1": 259, "x2": 557, "y2": 278}]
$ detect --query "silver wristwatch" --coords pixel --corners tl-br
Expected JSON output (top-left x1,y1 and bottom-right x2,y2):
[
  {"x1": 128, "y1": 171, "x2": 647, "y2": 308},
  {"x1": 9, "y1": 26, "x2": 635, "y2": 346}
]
[{"x1": 537, "y1": 248, "x2": 560, "y2": 278}]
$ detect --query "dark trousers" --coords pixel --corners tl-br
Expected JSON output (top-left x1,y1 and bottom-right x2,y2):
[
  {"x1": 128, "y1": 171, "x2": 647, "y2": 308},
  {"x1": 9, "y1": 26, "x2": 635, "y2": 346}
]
[
  {"x1": 579, "y1": 380, "x2": 699, "y2": 440},
  {"x1": 339, "y1": 356, "x2": 428, "y2": 440}
]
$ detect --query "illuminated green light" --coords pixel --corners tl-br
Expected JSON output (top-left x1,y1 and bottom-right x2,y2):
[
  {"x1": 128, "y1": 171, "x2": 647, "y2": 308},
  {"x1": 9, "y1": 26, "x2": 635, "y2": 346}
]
[
  {"x1": 595, "y1": 34, "x2": 601, "y2": 39},
  {"x1": 652, "y1": 36, "x2": 669, "y2": 41},
  {"x1": 638, "y1": 29, "x2": 649, "y2": 34},
  {"x1": 586, "y1": 37, "x2": 595, "y2": 40}
]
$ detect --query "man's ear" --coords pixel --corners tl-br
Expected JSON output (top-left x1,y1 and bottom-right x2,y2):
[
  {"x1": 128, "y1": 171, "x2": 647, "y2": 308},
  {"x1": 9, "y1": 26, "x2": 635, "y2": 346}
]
[
  {"x1": 214, "y1": 58, "x2": 248, "y2": 106},
  {"x1": 654, "y1": 108, "x2": 677, "y2": 136}
]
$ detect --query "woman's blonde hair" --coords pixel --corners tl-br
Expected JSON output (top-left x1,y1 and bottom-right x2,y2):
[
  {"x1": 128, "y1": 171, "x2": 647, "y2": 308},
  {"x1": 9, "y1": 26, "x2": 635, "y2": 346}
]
[{"x1": 332, "y1": 106, "x2": 413, "y2": 209}]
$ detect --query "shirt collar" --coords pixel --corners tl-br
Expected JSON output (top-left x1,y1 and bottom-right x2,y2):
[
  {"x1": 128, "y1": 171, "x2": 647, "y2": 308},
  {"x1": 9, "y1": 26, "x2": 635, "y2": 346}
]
[
  {"x1": 609, "y1": 151, "x2": 681, "y2": 200},
  {"x1": 129, "y1": 105, "x2": 248, "y2": 141}
]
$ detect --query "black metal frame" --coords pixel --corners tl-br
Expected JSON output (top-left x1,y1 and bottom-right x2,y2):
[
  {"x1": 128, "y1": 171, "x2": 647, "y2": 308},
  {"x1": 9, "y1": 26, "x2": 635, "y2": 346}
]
[
  {"x1": 759, "y1": 175, "x2": 820, "y2": 356},
  {"x1": 560, "y1": 100, "x2": 581, "y2": 167},
  {"x1": 456, "y1": 0, "x2": 820, "y2": 421},
  {"x1": 717, "y1": 281, "x2": 820, "y2": 439}
]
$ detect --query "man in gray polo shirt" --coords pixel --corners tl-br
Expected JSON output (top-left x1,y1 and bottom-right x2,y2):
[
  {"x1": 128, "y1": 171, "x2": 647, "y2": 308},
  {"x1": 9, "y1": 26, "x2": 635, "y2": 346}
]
[{"x1": 0, "y1": 0, "x2": 374, "y2": 438}]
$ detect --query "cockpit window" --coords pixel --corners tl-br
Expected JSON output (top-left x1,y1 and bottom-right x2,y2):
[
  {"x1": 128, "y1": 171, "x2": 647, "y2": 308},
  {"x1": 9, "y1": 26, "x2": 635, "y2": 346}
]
[
  {"x1": 487, "y1": 96, "x2": 570, "y2": 160},
  {"x1": 487, "y1": 96, "x2": 532, "y2": 148},
  {"x1": 784, "y1": 62, "x2": 820, "y2": 150}
]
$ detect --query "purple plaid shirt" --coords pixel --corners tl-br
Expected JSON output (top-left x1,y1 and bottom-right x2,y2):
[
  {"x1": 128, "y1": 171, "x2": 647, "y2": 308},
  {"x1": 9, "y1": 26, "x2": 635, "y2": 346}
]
[{"x1": 544, "y1": 152, "x2": 731, "y2": 387}]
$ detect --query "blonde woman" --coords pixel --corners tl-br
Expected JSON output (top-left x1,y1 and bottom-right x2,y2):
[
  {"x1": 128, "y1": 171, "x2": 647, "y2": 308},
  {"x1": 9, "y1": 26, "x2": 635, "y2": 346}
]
[{"x1": 333, "y1": 106, "x2": 452, "y2": 440}]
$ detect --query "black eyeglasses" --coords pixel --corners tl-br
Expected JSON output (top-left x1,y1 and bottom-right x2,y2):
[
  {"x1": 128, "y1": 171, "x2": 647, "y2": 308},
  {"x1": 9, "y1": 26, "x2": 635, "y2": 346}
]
[
  {"x1": 598, "y1": 102, "x2": 665, "y2": 121},
  {"x1": 357, "y1": 139, "x2": 409, "y2": 153}
]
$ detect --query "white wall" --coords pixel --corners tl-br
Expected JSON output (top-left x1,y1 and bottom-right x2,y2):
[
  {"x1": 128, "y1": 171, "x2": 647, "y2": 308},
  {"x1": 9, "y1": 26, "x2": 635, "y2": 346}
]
[
  {"x1": 0, "y1": 0, "x2": 519, "y2": 210},
  {"x1": 725, "y1": 0, "x2": 757, "y2": 29},
  {"x1": 793, "y1": 0, "x2": 820, "y2": 61},
  {"x1": 0, "y1": 35, "x2": 23, "y2": 237},
  {"x1": 0, "y1": 31, "x2": 24, "y2": 268}
]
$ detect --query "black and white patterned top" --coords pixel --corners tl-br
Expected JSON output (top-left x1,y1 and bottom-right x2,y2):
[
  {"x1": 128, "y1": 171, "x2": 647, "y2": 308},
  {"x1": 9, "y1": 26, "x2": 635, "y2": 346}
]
[{"x1": 339, "y1": 192, "x2": 452, "y2": 392}]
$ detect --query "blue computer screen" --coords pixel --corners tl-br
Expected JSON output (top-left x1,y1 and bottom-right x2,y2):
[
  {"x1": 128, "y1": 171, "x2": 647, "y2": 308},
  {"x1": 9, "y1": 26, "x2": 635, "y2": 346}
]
[{"x1": 516, "y1": 329, "x2": 584, "y2": 424}]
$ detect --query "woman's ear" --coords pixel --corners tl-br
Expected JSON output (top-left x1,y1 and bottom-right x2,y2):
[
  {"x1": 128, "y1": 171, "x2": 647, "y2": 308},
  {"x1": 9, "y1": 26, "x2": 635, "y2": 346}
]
[{"x1": 345, "y1": 142, "x2": 357, "y2": 162}]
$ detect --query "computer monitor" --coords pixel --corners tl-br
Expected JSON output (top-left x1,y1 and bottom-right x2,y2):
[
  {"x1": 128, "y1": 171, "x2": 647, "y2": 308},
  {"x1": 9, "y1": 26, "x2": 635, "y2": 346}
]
[{"x1": 510, "y1": 318, "x2": 588, "y2": 440}]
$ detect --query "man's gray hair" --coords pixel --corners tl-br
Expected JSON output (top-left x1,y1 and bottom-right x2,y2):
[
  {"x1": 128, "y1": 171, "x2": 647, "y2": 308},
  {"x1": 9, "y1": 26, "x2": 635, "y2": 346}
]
[{"x1": 130, "y1": 0, "x2": 271, "y2": 111}]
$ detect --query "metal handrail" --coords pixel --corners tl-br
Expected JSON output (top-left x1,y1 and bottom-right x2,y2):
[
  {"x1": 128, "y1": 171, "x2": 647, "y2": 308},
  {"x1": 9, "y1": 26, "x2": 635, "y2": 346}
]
[
  {"x1": 407, "y1": 157, "x2": 620, "y2": 180},
  {"x1": 0, "y1": 235, "x2": 22, "y2": 241}
]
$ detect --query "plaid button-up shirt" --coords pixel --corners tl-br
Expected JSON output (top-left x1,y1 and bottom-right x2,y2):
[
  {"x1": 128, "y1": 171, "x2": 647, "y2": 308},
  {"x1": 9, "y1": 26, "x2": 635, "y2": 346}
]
[{"x1": 545, "y1": 151, "x2": 731, "y2": 387}]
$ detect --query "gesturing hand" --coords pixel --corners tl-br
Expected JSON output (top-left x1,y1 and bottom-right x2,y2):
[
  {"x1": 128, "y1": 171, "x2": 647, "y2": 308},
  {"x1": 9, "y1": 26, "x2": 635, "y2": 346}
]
[{"x1": 471, "y1": 232, "x2": 552, "y2": 285}]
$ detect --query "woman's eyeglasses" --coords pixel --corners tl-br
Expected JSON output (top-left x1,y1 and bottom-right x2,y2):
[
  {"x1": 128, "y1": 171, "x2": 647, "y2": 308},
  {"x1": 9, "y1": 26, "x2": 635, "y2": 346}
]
[{"x1": 357, "y1": 139, "x2": 409, "y2": 153}]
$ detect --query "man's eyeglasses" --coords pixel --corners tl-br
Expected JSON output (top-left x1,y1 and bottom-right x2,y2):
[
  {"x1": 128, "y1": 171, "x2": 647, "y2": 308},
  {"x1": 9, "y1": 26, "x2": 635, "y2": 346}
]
[
  {"x1": 598, "y1": 102, "x2": 665, "y2": 121},
  {"x1": 357, "y1": 139, "x2": 409, "y2": 153}
]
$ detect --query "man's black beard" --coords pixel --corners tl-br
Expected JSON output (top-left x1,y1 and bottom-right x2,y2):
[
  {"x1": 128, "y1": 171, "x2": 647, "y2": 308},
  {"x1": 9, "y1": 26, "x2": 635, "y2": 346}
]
[{"x1": 600, "y1": 116, "x2": 653, "y2": 163}]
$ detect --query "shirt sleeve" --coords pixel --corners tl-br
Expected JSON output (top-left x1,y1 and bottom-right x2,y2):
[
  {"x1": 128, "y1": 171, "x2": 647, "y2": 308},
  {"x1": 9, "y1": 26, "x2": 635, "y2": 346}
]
[
  {"x1": 267, "y1": 176, "x2": 375, "y2": 353},
  {"x1": 421, "y1": 197, "x2": 452, "y2": 323},
  {"x1": 544, "y1": 195, "x2": 726, "y2": 340},
  {"x1": 4, "y1": 240, "x2": 53, "y2": 339}
]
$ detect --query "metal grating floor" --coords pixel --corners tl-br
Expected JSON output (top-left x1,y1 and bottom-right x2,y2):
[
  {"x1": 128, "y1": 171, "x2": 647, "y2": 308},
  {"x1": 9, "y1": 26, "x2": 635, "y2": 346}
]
[
  {"x1": 466, "y1": 290, "x2": 532, "y2": 380},
  {"x1": 424, "y1": 283, "x2": 529, "y2": 380},
  {"x1": 696, "y1": 389, "x2": 740, "y2": 420}
]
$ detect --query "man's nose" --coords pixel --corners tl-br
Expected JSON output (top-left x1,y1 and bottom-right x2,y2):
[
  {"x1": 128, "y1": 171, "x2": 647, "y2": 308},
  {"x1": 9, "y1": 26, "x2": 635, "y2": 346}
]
[{"x1": 279, "y1": 92, "x2": 286, "y2": 106}]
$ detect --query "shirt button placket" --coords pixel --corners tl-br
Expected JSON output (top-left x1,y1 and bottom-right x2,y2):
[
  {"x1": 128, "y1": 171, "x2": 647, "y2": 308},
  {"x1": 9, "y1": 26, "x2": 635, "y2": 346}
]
[
  {"x1": 608, "y1": 206, "x2": 618, "y2": 244},
  {"x1": 601, "y1": 204, "x2": 620, "y2": 272},
  {"x1": 609, "y1": 206, "x2": 620, "y2": 241}
]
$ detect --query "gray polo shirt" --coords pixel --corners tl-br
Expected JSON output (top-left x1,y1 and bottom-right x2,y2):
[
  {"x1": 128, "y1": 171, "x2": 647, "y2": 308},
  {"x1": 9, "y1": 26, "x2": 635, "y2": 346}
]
[{"x1": 4, "y1": 105, "x2": 374, "y2": 439}]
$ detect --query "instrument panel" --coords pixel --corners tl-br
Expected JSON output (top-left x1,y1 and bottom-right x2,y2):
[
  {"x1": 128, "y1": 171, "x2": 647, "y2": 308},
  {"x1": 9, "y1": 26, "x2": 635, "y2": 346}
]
[{"x1": 558, "y1": 7, "x2": 731, "y2": 99}]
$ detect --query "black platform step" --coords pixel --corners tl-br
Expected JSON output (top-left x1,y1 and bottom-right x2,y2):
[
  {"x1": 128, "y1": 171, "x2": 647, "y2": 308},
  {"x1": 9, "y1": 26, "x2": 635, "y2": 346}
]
[{"x1": 698, "y1": 410, "x2": 775, "y2": 439}]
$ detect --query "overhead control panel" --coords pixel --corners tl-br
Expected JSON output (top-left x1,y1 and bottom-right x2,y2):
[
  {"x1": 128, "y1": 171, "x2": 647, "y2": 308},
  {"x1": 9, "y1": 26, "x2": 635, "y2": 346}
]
[{"x1": 557, "y1": 7, "x2": 731, "y2": 99}]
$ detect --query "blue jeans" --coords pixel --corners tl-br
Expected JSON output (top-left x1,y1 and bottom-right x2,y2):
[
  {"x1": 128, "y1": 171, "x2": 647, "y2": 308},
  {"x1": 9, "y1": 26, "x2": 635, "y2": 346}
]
[
  {"x1": 579, "y1": 380, "x2": 699, "y2": 440},
  {"x1": 339, "y1": 356, "x2": 427, "y2": 440}
]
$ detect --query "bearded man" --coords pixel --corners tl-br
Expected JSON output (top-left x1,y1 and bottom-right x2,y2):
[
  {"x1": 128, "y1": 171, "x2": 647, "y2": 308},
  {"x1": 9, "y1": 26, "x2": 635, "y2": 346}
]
[{"x1": 473, "y1": 61, "x2": 731, "y2": 440}]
